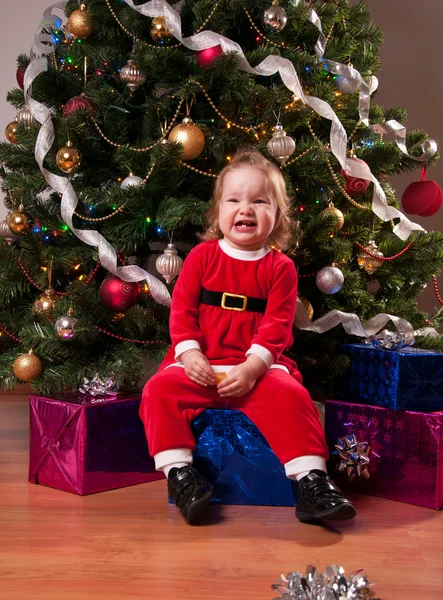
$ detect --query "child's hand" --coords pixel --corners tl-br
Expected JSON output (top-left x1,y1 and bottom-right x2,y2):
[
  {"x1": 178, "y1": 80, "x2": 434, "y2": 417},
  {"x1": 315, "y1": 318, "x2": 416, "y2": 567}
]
[
  {"x1": 217, "y1": 362, "x2": 258, "y2": 397},
  {"x1": 181, "y1": 350, "x2": 215, "y2": 387}
]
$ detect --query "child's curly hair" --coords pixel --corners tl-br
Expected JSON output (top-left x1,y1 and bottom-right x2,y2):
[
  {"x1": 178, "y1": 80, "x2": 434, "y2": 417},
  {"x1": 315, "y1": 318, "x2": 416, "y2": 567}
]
[{"x1": 200, "y1": 148, "x2": 294, "y2": 250}]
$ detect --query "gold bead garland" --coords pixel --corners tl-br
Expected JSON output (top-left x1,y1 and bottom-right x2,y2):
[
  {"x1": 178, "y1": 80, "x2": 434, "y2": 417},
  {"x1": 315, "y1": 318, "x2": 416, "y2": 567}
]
[
  {"x1": 243, "y1": 7, "x2": 295, "y2": 50},
  {"x1": 179, "y1": 160, "x2": 217, "y2": 179}
]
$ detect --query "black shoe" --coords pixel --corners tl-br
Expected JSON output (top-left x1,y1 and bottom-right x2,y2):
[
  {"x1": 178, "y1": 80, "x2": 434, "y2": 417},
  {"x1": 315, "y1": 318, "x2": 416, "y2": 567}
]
[
  {"x1": 294, "y1": 470, "x2": 357, "y2": 523},
  {"x1": 168, "y1": 465, "x2": 213, "y2": 524}
]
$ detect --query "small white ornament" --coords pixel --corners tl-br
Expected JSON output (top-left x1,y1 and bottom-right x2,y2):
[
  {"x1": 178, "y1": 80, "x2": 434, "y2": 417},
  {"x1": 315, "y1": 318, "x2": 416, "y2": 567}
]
[
  {"x1": 336, "y1": 74, "x2": 360, "y2": 95},
  {"x1": 155, "y1": 243, "x2": 183, "y2": 284},
  {"x1": 16, "y1": 107, "x2": 36, "y2": 129},
  {"x1": 121, "y1": 175, "x2": 144, "y2": 189},
  {"x1": 267, "y1": 125, "x2": 296, "y2": 165}
]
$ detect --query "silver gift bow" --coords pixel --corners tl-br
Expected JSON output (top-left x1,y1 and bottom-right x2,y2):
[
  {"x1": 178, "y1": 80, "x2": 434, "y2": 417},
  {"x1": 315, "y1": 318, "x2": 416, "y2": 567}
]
[
  {"x1": 24, "y1": 2, "x2": 171, "y2": 307},
  {"x1": 124, "y1": 0, "x2": 425, "y2": 241}
]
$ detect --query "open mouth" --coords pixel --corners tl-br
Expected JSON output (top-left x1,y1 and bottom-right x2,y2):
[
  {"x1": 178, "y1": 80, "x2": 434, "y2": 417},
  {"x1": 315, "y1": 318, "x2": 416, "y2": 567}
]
[{"x1": 234, "y1": 220, "x2": 257, "y2": 230}]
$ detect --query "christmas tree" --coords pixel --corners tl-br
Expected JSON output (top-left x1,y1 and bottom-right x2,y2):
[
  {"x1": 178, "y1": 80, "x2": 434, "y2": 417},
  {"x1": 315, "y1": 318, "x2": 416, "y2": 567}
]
[{"x1": 1, "y1": 0, "x2": 443, "y2": 395}]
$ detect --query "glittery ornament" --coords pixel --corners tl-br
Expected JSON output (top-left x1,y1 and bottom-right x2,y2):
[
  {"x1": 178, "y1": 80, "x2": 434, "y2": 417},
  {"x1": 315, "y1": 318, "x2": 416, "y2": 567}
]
[
  {"x1": 168, "y1": 117, "x2": 205, "y2": 161},
  {"x1": 5, "y1": 121, "x2": 18, "y2": 144},
  {"x1": 0, "y1": 218, "x2": 15, "y2": 244},
  {"x1": 342, "y1": 158, "x2": 371, "y2": 195},
  {"x1": 357, "y1": 240, "x2": 384, "y2": 275},
  {"x1": 150, "y1": 16, "x2": 173, "y2": 44},
  {"x1": 319, "y1": 201, "x2": 344, "y2": 232},
  {"x1": 56, "y1": 140, "x2": 82, "y2": 173},
  {"x1": 299, "y1": 296, "x2": 314, "y2": 320},
  {"x1": 55, "y1": 309, "x2": 78, "y2": 340},
  {"x1": 120, "y1": 175, "x2": 144, "y2": 189},
  {"x1": 33, "y1": 288, "x2": 58, "y2": 315},
  {"x1": 65, "y1": 4, "x2": 93, "y2": 41},
  {"x1": 263, "y1": 0, "x2": 287, "y2": 32},
  {"x1": 16, "y1": 107, "x2": 36, "y2": 129},
  {"x1": 62, "y1": 95, "x2": 97, "y2": 118},
  {"x1": 120, "y1": 60, "x2": 147, "y2": 93},
  {"x1": 7, "y1": 206, "x2": 32, "y2": 235},
  {"x1": 99, "y1": 275, "x2": 141, "y2": 311},
  {"x1": 155, "y1": 243, "x2": 183, "y2": 283},
  {"x1": 267, "y1": 124, "x2": 295, "y2": 165},
  {"x1": 13, "y1": 349, "x2": 42, "y2": 382},
  {"x1": 316, "y1": 266, "x2": 344, "y2": 294},
  {"x1": 335, "y1": 434, "x2": 371, "y2": 481},
  {"x1": 336, "y1": 73, "x2": 360, "y2": 95},
  {"x1": 272, "y1": 564, "x2": 380, "y2": 600}
]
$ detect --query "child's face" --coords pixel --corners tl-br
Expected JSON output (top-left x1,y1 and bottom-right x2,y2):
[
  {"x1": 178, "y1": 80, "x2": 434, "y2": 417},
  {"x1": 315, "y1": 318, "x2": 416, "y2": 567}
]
[{"x1": 218, "y1": 166, "x2": 277, "y2": 251}]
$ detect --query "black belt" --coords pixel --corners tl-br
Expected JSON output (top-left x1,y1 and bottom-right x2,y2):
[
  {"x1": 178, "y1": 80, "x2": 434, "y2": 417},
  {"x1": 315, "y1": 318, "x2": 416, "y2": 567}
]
[{"x1": 200, "y1": 288, "x2": 267, "y2": 313}]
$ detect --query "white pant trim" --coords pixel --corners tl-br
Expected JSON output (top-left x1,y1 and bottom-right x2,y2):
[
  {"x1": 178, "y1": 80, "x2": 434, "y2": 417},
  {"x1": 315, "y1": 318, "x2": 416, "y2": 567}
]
[
  {"x1": 154, "y1": 448, "x2": 193, "y2": 471},
  {"x1": 284, "y1": 455, "x2": 327, "y2": 479}
]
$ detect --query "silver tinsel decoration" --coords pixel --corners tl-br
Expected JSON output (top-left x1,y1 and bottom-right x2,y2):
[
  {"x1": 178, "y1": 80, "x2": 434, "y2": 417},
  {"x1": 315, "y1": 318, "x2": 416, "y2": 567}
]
[
  {"x1": 155, "y1": 243, "x2": 183, "y2": 284},
  {"x1": 272, "y1": 564, "x2": 380, "y2": 600},
  {"x1": 0, "y1": 218, "x2": 15, "y2": 244},
  {"x1": 120, "y1": 60, "x2": 147, "y2": 93},
  {"x1": 336, "y1": 74, "x2": 360, "y2": 95},
  {"x1": 79, "y1": 373, "x2": 118, "y2": 396},
  {"x1": 263, "y1": 1, "x2": 288, "y2": 32},
  {"x1": 267, "y1": 124, "x2": 296, "y2": 165},
  {"x1": 316, "y1": 266, "x2": 344, "y2": 295},
  {"x1": 121, "y1": 174, "x2": 144, "y2": 189}
]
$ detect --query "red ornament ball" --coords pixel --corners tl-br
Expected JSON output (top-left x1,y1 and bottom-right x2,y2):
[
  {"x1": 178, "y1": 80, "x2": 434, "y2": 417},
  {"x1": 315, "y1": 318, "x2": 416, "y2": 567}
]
[
  {"x1": 342, "y1": 158, "x2": 371, "y2": 195},
  {"x1": 62, "y1": 95, "x2": 97, "y2": 119},
  {"x1": 196, "y1": 45, "x2": 223, "y2": 68},
  {"x1": 401, "y1": 179, "x2": 443, "y2": 217},
  {"x1": 16, "y1": 67, "x2": 25, "y2": 90},
  {"x1": 99, "y1": 276, "x2": 141, "y2": 311}
]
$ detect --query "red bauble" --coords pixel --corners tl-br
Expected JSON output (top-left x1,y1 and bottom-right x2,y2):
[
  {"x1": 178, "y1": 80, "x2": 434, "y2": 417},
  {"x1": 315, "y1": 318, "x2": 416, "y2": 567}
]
[
  {"x1": 401, "y1": 179, "x2": 443, "y2": 217},
  {"x1": 62, "y1": 95, "x2": 97, "y2": 119},
  {"x1": 16, "y1": 67, "x2": 25, "y2": 90},
  {"x1": 99, "y1": 276, "x2": 141, "y2": 311},
  {"x1": 342, "y1": 158, "x2": 371, "y2": 195},
  {"x1": 196, "y1": 45, "x2": 223, "y2": 68}
]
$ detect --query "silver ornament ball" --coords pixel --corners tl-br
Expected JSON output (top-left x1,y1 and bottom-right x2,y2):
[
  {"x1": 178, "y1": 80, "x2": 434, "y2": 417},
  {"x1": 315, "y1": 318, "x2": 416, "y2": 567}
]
[
  {"x1": 365, "y1": 74, "x2": 379, "y2": 94},
  {"x1": 120, "y1": 60, "x2": 147, "y2": 93},
  {"x1": 263, "y1": 2, "x2": 287, "y2": 32},
  {"x1": 267, "y1": 125, "x2": 296, "y2": 165},
  {"x1": 316, "y1": 266, "x2": 344, "y2": 294},
  {"x1": 121, "y1": 175, "x2": 144, "y2": 189},
  {"x1": 0, "y1": 218, "x2": 15, "y2": 244},
  {"x1": 16, "y1": 107, "x2": 36, "y2": 129},
  {"x1": 155, "y1": 243, "x2": 183, "y2": 284},
  {"x1": 55, "y1": 314, "x2": 79, "y2": 340},
  {"x1": 336, "y1": 74, "x2": 360, "y2": 95}
]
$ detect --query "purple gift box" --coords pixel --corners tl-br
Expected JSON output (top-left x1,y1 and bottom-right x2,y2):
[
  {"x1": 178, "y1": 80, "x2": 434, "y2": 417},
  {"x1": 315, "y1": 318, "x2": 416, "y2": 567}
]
[
  {"x1": 29, "y1": 392, "x2": 164, "y2": 495},
  {"x1": 325, "y1": 400, "x2": 443, "y2": 510}
]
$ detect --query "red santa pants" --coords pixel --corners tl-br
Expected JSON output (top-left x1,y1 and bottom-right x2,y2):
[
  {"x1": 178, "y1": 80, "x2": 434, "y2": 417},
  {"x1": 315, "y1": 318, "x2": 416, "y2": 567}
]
[{"x1": 140, "y1": 366, "x2": 329, "y2": 472}]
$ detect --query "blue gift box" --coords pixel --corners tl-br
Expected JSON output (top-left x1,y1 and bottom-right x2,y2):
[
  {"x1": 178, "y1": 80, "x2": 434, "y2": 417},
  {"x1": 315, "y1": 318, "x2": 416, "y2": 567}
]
[
  {"x1": 338, "y1": 343, "x2": 443, "y2": 412},
  {"x1": 190, "y1": 410, "x2": 296, "y2": 506}
]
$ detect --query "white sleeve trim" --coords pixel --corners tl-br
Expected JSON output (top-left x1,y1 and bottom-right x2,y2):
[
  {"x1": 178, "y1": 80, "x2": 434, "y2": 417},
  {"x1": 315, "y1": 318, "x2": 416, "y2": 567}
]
[
  {"x1": 245, "y1": 344, "x2": 274, "y2": 368},
  {"x1": 174, "y1": 340, "x2": 202, "y2": 361}
]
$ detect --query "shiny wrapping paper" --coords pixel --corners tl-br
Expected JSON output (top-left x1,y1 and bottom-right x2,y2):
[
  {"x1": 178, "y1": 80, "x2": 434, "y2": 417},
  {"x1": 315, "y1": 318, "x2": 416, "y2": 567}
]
[
  {"x1": 190, "y1": 410, "x2": 296, "y2": 506},
  {"x1": 325, "y1": 400, "x2": 443, "y2": 509},
  {"x1": 338, "y1": 343, "x2": 443, "y2": 412},
  {"x1": 29, "y1": 393, "x2": 163, "y2": 495}
]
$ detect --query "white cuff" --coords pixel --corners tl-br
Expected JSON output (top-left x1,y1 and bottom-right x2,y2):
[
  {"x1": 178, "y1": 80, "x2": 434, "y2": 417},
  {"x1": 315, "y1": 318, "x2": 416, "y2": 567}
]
[
  {"x1": 174, "y1": 340, "x2": 201, "y2": 361},
  {"x1": 245, "y1": 344, "x2": 274, "y2": 368},
  {"x1": 284, "y1": 455, "x2": 327, "y2": 479},
  {"x1": 154, "y1": 448, "x2": 193, "y2": 471}
]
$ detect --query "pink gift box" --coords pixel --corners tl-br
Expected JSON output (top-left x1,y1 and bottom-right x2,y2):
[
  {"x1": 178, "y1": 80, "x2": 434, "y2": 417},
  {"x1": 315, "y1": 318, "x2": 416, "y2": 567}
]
[
  {"x1": 29, "y1": 392, "x2": 164, "y2": 495},
  {"x1": 325, "y1": 400, "x2": 443, "y2": 510}
]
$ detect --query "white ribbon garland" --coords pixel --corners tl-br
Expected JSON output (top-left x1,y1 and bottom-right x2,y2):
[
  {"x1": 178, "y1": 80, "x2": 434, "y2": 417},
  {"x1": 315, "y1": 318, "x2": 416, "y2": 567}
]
[{"x1": 24, "y1": 2, "x2": 172, "y2": 306}]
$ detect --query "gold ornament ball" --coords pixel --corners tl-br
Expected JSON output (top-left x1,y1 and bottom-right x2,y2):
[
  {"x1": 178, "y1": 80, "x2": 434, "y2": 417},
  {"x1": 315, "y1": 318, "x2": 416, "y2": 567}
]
[
  {"x1": 150, "y1": 16, "x2": 173, "y2": 43},
  {"x1": 7, "y1": 210, "x2": 32, "y2": 235},
  {"x1": 66, "y1": 4, "x2": 93, "y2": 40},
  {"x1": 33, "y1": 288, "x2": 59, "y2": 315},
  {"x1": 56, "y1": 140, "x2": 82, "y2": 173},
  {"x1": 299, "y1": 296, "x2": 314, "y2": 320},
  {"x1": 168, "y1": 118, "x2": 205, "y2": 161},
  {"x1": 5, "y1": 121, "x2": 18, "y2": 144},
  {"x1": 319, "y1": 204, "x2": 345, "y2": 232},
  {"x1": 13, "y1": 350, "x2": 42, "y2": 382}
]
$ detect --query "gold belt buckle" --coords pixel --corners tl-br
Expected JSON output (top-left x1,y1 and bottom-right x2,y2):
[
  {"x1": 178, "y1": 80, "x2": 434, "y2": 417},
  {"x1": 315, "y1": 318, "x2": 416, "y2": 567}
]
[{"x1": 221, "y1": 292, "x2": 247, "y2": 312}]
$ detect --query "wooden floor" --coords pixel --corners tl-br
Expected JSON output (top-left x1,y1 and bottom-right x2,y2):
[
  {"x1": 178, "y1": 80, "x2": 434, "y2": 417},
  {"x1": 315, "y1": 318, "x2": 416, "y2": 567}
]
[{"x1": 1, "y1": 395, "x2": 442, "y2": 600}]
